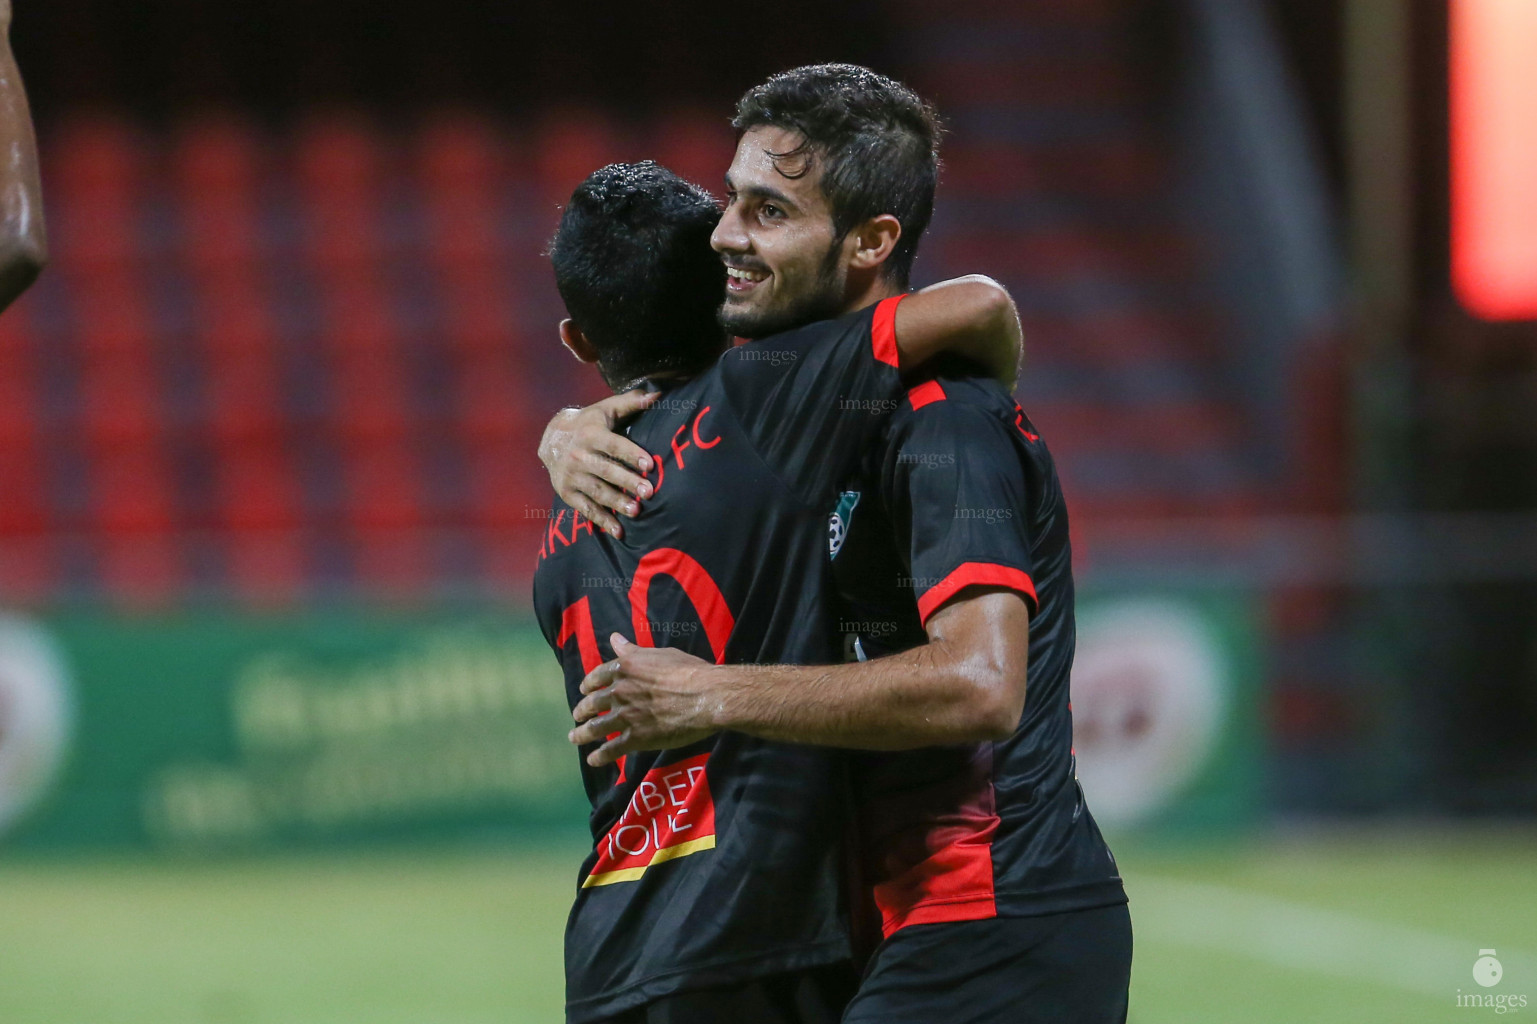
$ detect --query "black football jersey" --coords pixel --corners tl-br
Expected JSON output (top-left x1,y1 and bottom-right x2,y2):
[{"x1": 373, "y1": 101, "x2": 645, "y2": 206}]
[
  {"x1": 532, "y1": 297, "x2": 906, "y2": 1022},
  {"x1": 830, "y1": 373, "x2": 1127, "y2": 940}
]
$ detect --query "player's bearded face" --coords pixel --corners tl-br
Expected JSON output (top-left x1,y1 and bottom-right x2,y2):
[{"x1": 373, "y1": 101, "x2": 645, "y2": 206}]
[{"x1": 712, "y1": 127, "x2": 850, "y2": 339}]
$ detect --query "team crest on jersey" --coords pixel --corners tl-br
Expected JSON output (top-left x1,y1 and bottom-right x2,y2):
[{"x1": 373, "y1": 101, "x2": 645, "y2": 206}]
[{"x1": 829, "y1": 490, "x2": 861, "y2": 558}]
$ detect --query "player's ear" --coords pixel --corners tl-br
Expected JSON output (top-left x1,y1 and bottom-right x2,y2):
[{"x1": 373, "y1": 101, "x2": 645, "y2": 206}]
[
  {"x1": 847, "y1": 214, "x2": 902, "y2": 273},
  {"x1": 559, "y1": 319, "x2": 601, "y2": 365}
]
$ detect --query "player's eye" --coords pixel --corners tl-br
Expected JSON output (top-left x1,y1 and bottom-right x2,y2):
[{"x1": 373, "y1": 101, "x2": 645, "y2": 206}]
[{"x1": 761, "y1": 204, "x2": 783, "y2": 220}]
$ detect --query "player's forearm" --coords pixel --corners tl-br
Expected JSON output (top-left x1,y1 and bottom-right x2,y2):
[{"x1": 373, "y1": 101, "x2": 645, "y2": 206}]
[
  {"x1": 0, "y1": 9, "x2": 44, "y2": 312},
  {"x1": 895, "y1": 276, "x2": 1022, "y2": 389},
  {"x1": 707, "y1": 642, "x2": 1018, "y2": 750}
]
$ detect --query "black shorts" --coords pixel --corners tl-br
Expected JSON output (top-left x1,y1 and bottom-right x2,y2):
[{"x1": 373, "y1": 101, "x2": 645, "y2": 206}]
[
  {"x1": 599, "y1": 963, "x2": 859, "y2": 1024},
  {"x1": 842, "y1": 903, "x2": 1133, "y2": 1024}
]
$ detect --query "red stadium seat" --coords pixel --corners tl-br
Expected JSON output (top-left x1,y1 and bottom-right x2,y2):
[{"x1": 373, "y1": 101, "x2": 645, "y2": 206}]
[
  {"x1": 193, "y1": 280, "x2": 282, "y2": 360},
  {"x1": 351, "y1": 525, "x2": 431, "y2": 595},
  {"x1": 48, "y1": 114, "x2": 145, "y2": 206},
  {"x1": 73, "y1": 273, "x2": 156, "y2": 364},
  {"x1": 439, "y1": 273, "x2": 518, "y2": 363},
  {"x1": 452, "y1": 354, "x2": 536, "y2": 448},
  {"x1": 0, "y1": 311, "x2": 40, "y2": 451},
  {"x1": 224, "y1": 529, "x2": 307, "y2": 607},
  {"x1": 295, "y1": 114, "x2": 388, "y2": 277},
  {"x1": 202, "y1": 350, "x2": 287, "y2": 448},
  {"x1": 532, "y1": 108, "x2": 632, "y2": 214},
  {"x1": 650, "y1": 107, "x2": 734, "y2": 191},
  {"x1": 464, "y1": 443, "x2": 546, "y2": 530},
  {"x1": 0, "y1": 535, "x2": 54, "y2": 605},
  {"x1": 342, "y1": 443, "x2": 424, "y2": 531},
  {"x1": 294, "y1": 111, "x2": 384, "y2": 197},
  {"x1": 423, "y1": 193, "x2": 503, "y2": 272},
  {"x1": 0, "y1": 447, "x2": 49, "y2": 537},
  {"x1": 321, "y1": 273, "x2": 402, "y2": 358},
  {"x1": 89, "y1": 450, "x2": 177, "y2": 535},
  {"x1": 416, "y1": 111, "x2": 508, "y2": 197},
  {"x1": 88, "y1": 445, "x2": 182, "y2": 604},
  {"x1": 172, "y1": 115, "x2": 263, "y2": 196},
  {"x1": 77, "y1": 356, "x2": 165, "y2": 452},
  {"x1": 172, "y1": 116, "x2": 266, "y2": 278},
  {"x1": 329, "y1": 352, "x2": 413, "y2": 447},
  {"x1": 48, "y1": 116, "x2": 147, "y2": 274},
  {"x1": 216, "y1": 448, "x2": 304, "y2": 532},
  {"x1": 96, "y1": 531, "x2": 182, "y2": 610}
]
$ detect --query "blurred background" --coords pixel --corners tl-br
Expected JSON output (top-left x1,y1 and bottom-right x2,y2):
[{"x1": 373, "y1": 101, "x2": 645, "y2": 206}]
[{"x1": 0, "y1": 0, "x2": 1534, "y2": 1021}]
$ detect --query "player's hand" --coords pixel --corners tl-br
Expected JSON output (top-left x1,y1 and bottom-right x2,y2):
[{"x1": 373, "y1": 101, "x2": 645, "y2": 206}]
[
  {"x1": 569, "y1": 635, "x2": 720, "y2": 766},
  {"x1": 538, "y1": 391, "x2": 658, "y2": 539}
]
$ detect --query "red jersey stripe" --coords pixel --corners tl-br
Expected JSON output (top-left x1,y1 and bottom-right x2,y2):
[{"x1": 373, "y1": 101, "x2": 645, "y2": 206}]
[
  {"x1": 871, "y1": 293, "x2": 905, "y2": 368},
  {"x1": 906, "y1": 379, "x2": 946, "y2": 410},
  {"x1": 916, "y1": 562, "x2": 1038, "y2": 625}
]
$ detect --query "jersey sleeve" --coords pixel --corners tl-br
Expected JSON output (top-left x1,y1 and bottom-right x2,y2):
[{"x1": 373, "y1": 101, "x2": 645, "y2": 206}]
[
  {"x1": 883, "y1": 384, "x2": 1040, "y2": 626},
  {"x1": 718, "y1": 294, "x2": 906, "y2": 504}
]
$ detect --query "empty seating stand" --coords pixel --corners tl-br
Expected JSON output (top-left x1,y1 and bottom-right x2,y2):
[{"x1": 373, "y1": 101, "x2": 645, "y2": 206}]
[{"x1": 0, "y1": 3, "x2": 1328, "y2": 606}]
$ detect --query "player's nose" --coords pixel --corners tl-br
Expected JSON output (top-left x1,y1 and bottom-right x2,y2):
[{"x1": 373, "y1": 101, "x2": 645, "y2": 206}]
[{"x1": 711, "y1": 205, "x2": 749, "y2": 256}]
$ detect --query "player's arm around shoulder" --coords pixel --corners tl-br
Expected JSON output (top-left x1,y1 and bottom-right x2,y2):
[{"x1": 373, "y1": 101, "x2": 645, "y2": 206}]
[
  {"x1": 892, "y1": 276, "x2": 1022, "y2": 389},
  {"x1": 0, "y1": 0, "x2": 47, "y2": 311}
]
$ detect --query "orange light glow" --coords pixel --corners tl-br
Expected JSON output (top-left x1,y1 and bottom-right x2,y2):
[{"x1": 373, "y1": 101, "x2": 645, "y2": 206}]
[{"x1": 1450, "y1": 0, "x2": 1537, "y2": 321}]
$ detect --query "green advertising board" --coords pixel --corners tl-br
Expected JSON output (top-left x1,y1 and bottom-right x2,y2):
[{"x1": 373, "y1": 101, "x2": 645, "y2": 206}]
[
  {"x1": 0, "y1": 589, "x2": 1262, "y2": 854},
  {"x1": 0, "y1": 611, "x2": 588, "y2": 852}
]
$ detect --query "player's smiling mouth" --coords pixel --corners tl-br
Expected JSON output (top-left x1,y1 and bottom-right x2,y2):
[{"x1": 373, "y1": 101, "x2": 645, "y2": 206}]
[{"x1": 725, "y1": 264, "x2": 769, "y2": 295}]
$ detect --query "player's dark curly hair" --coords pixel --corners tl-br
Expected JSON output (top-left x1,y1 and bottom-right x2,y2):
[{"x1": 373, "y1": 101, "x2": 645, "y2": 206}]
[
  {"x1": 733, "y1": 63, "x2": 942, "y2": 287},
  {"x1": 549, "y1": 161, "x2": 728, "y2": 390}
]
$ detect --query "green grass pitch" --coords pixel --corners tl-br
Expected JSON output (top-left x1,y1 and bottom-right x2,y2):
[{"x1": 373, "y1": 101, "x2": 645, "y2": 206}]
[{"x1": 1, "y1": 831, "x2": 1533, "y2": 1023}]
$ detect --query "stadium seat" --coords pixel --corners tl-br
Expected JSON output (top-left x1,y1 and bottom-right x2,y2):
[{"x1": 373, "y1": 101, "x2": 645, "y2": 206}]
[
  {"x1": 95, "y1": 531, "x2": 182, "y2": 609},
  {"x1": 0, "y1": 316, "x2": 40, "y2": 451},
  {"x1": 452, "y1": 354, "x2": 536, "y2": 448},
  {"x1": 650, "y1": 106, "x2": 734, "y2": 191},
  {"x1": 89, "y1": 449, "x2": 177, "y2": 535},
  {"x1": 49, "y1": 114, "x2": 145, "y2": 205},
  {"x1": 77, "y1": 356, "x2": 165, "y2": 452},
  {"x1": 416, "y1": 111, "x2": 507, "y2": 197},
  {"x1": 172, "y1": 115, "x2": 263, "y2": 195},
  {"x1": 341, "y1": 443, "x2": 424, "y2": 532},
  {"x1": 0, "y1": 447, "x2": 49, "y2": 538},
  {"x1": 223, "y1": 528, "x2": 308, "y2": 607},
  {"x1": 216, "y1": 448, "x2": 304, "y2": 533},
  {"x1": 532, "y1": 108, "x2": 632, "y2": 214},
  {"x1": 192, "y1": 279, "x2": 283, "y2": 360},
  {"x1": 439, "y1": 271, "x2": 518, "y2": 363},
  {"x1": 201, "y1": 351, "x2": 287, "y2": 449},
  {"x1": 73, "y1": 273, "x2": 156, "y2": 364},
  {"x1": 329, "y1": 352, "x2": 414, "y2": 448},
  {"x1": 295, "y1": 112, "x2": 383, "y2": 197}
]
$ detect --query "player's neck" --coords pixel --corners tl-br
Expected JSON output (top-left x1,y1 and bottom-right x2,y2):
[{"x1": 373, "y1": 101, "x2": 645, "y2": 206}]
[
  {"x1": 840, "y1": 273, "x2": 905, "y2": 316},
  {"x1": 614, "y1": 370, "x2": 690, "y2": 395}
]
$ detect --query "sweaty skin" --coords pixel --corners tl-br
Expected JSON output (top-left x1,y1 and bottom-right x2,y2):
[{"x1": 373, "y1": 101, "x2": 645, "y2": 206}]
[
  {"x1": 540, "y1": 125, "x2": 1022, "y2": 538},
  {"x1": 569, "y1": 589, "x2": 1030, "y2": 765},
  {"x1": 0, "y1": 0, "x2": 46, "y2": 311}
]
